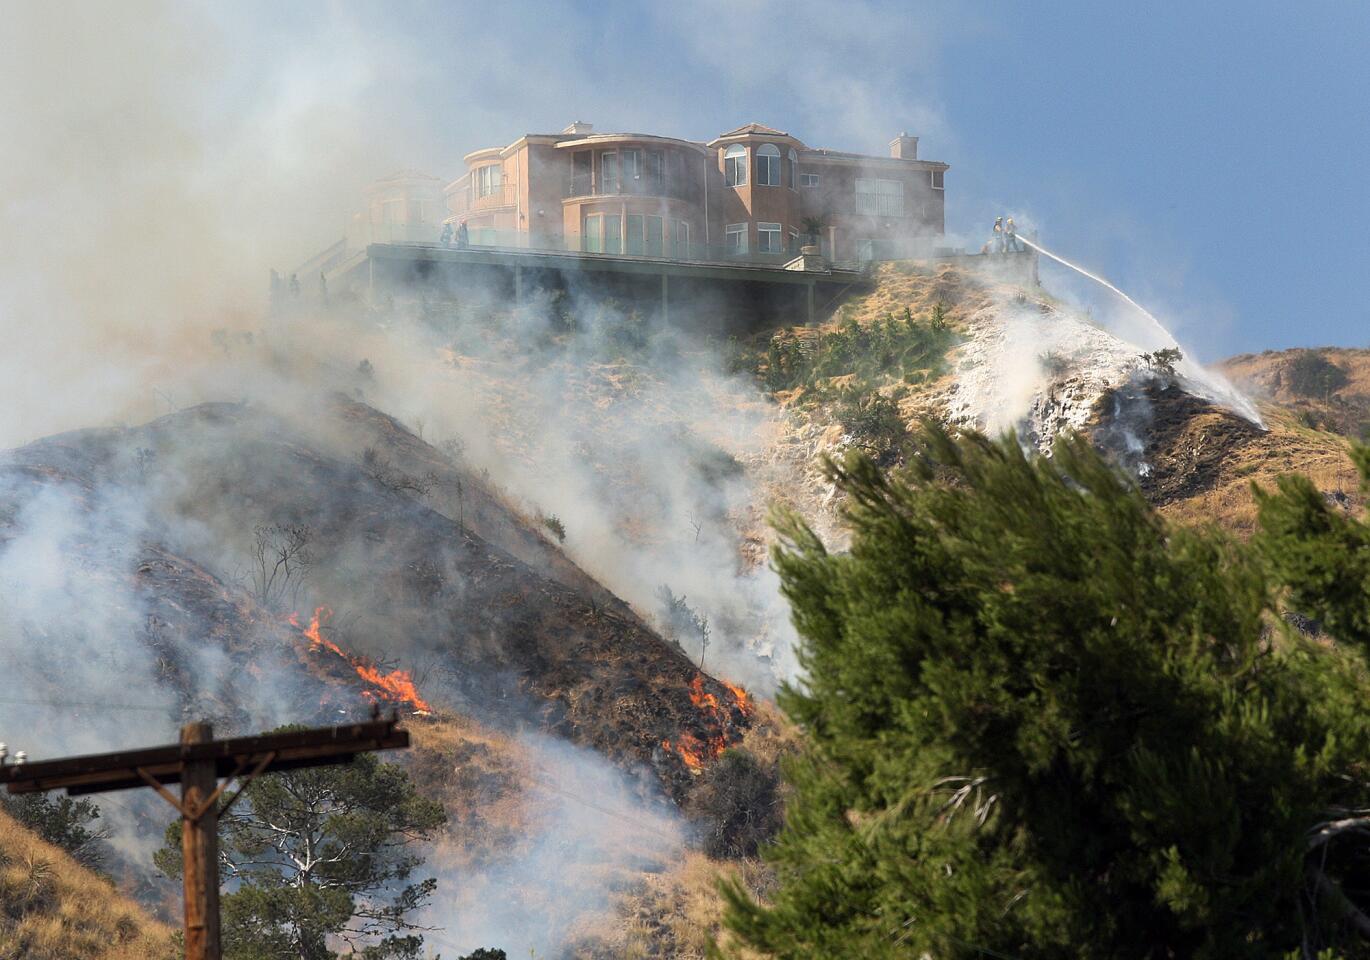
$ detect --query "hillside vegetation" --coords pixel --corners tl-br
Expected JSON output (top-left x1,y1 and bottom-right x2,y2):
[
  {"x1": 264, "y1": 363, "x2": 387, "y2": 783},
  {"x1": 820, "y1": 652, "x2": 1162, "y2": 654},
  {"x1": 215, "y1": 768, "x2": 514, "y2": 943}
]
[
  {"x1": 734, "y1": 263, "x2": 1367, "y2": 538},
  {"x1": 1223, "y1": 346, "x2": 1370, "y2": 440},
  {"x1": 2, "y1": 264, "x2": 1364, "y2": 957},
  {"x1": 0, "y1": 806, "x2": 175, "y2": 960}
]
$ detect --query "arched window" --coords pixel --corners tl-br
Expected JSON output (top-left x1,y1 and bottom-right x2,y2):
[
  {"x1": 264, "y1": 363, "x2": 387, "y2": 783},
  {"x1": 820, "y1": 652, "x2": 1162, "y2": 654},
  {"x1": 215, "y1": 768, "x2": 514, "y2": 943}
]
[
  {"x1": 757, "y1": 144, "x2": 781, "y2": 186},
  {"x1": 724, "y1": 144, "x2": 748, "y2": 187},
  {"x1": 788, "y1": 148, "x2": 798, "y2": 189}
]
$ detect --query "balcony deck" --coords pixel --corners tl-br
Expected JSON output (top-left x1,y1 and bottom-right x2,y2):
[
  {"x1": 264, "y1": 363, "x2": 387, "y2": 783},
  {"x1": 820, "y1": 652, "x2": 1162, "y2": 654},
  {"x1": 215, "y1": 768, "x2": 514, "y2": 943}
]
[{"x1": 326, "y1": 240, "x2": 872, "y2": 328}]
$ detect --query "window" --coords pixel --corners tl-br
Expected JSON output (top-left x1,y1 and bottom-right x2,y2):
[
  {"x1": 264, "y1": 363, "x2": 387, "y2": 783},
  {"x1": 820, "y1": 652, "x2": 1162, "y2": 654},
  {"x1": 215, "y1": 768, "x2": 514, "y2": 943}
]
[
  {"x1": 626, "y1": 214, "x2": 645, "y2": 255},
  {"x1": 601, "y1": 153, "x2": 619, "y2": 194},
  {"x1": 645, "y1": 152, "x2": 663, "y2": 193},
  {"x1": 855, "y1": 178, "x2": 905, "y2": 216},
  {"x1": 757, "y1": 222, "x2": 782, "y2": 254},
  {"x1": 571, "y1": 151, "x2": 592, "y2": 195},
  {"x1": 583, "y1": 214, "x2": 602, "y2": 253},
  {"x1": 788, "y1": 148, "x2": 798, "y2": 188},
  {"x1": 799, "y1": 172, "x2": 820, "y2": 188},
  {"x1": 476, "y1": 164, "x2": 502, "y2": 198},
  {"x1": 381, "y1": 199, "x2": 402, "y2": 223},
  {"x1": 725, "y1": 223, "x2": 748, "y2": 255},
  {"x1": 724, "y1": 144, "x2": 747, "y2": 187},
  {"x1": 756, "y1": 144, "x2": 781, "y2": 186},
  {"x1": 623, "y1": 149, "x2": 642, "y2": 182},
  {"x1": 604, "y1": 214, "x2": 621, "y2": 254},
  {"x1": 930, "y1": 169, "x2": 945, "y2": 190},
  {"x1": 673, "y1": 219, "x2": 690, "y2": 258},
  {"x1": 646, "y1": 215, "x2": 663, "y2": 256}
]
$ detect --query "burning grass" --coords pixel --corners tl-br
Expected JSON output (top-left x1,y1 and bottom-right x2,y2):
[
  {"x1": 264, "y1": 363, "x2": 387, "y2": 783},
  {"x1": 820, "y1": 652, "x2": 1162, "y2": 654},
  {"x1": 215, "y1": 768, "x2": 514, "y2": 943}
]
[
  {"x1": 288, "y1": 606, "x2": 433, "y2": 712},
  {"x1": 660, "y1": 675, "x2": 754, "y2": 773},
  {"x1": 0, "y1": 807, "x2": 176, "y2": 960}
]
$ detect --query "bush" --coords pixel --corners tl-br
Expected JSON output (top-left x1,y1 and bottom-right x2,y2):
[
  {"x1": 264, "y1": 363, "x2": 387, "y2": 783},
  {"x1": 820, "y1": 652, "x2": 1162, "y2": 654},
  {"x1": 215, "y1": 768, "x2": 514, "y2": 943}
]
[
  {"x1": 835, "y1": 392, "x2": 909, "y2": 465},
  {"x1": 686, "y1": 748, "x2": 783, "y2": 859},
  {"x1": 1, "y1": 793, "x2": 105, "y2": 867},
  {"x1": 1286, "y1": 351, "x2": 1350, "y2": 400},
  {"x1": 761, "y1": 307, "x2": 956, "y2": 395},
  {"x1": 541, "y1": 514, "x2": 567, "y2": 543},
  {"x1": 1139, "y1": 346, "x2": 1184, "y2": 378}
]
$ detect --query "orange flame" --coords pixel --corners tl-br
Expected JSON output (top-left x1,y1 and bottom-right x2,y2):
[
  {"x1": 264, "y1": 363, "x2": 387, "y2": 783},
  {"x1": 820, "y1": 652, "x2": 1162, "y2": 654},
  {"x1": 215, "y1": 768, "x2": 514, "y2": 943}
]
[
  {"x1": 660, "y1": 674, "x2": 753, "y2": 772},
  {"x1": 288, "y1": 607, "x2": 433, "y2": 713}
]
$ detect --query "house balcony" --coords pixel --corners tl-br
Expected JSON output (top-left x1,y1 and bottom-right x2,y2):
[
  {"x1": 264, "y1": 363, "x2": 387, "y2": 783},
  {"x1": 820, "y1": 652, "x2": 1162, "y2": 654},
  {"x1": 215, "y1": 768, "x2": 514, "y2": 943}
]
[
  {"x1": 449, "y1": 182, "x2": 517, "y2": 217},
  {"x1": 563, "y1": 177, "x2": 698, "y2": 204}
]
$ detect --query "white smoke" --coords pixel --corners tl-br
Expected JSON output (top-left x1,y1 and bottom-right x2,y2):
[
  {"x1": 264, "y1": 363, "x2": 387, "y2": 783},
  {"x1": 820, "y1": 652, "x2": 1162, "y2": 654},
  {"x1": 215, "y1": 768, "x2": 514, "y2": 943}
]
[{"x1": 419, "y1": 734, "x2": 685, "y2": 958}]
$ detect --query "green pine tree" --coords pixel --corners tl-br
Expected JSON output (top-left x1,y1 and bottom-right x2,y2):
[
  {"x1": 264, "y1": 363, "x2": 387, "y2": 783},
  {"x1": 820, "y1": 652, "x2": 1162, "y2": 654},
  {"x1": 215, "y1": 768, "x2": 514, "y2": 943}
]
[
  {"x1": 156, "y1": 732, "x2": 446, "y2": 960},
  {"x1": 722, "y1": 426, "x2": 1370, "y2": 959}
]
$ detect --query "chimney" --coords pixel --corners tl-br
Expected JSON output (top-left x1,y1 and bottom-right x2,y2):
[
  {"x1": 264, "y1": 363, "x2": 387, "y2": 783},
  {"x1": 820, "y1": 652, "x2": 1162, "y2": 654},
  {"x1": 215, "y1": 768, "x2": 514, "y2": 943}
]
[
  {"x1": 562, "y1": 121, "x2": 595, "y2": 135},
  {"x1": 890, "y1": 132, "x2": 919, "y2": 160}
]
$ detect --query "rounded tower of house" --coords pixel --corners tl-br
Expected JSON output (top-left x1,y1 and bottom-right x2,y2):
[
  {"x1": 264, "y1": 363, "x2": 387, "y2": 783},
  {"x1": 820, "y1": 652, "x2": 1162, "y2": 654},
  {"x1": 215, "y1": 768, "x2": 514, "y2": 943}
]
[{"x1": 707, "y1": 123, "x2": 806, "y2": 259}]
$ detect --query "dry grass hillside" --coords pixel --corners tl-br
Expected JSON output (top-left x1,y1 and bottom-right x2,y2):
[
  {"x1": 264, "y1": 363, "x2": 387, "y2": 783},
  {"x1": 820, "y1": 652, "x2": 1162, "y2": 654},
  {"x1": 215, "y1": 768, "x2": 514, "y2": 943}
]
[
  {"x1": 736, "y1": 264, "x2": 1367, "y2": 540},
  {"x1": 3, "y1": 269, "x2": 1363, "y2": 960},
  {"x1": 0, "y1": 807, "x2": 176, "y2": 960},
  {"x1": 1222, "y1": 347, "x2": 1370, "y2": 440}
]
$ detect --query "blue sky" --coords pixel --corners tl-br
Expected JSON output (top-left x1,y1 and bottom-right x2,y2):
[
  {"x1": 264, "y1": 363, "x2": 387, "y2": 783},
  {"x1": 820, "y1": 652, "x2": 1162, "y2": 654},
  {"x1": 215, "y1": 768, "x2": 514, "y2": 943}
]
[{"x1": 267, "y1": 0, "x2": 1363, "y2": 360}]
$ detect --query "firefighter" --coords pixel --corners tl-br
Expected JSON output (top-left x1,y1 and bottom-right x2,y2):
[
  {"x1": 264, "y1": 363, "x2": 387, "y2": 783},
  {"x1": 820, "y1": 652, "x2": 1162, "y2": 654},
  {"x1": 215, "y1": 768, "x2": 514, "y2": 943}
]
[
  {"x1": 992, "y1": 217, "x2": 1004, "y2": 253},
  {"x1": 456, "y1": 218, "x2": 469, "y2": 249},
  {"x1": 440, "y1": 222, "x2": 453, "y2": 245},
  {"x1": 1005, "y1": 217, "x2": 1019, "y2": 252}
]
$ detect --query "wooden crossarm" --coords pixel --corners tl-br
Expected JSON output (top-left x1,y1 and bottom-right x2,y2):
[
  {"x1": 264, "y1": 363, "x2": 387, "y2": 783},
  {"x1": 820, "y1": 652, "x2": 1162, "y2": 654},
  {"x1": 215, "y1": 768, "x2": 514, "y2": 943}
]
[{"x1": 0, "y1": 719, "x2": 408, "y2": 796}]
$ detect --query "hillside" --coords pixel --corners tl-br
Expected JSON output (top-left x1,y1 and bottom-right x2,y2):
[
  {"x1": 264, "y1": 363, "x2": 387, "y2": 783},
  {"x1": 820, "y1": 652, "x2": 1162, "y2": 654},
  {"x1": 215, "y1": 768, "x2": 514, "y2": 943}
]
[
  {"x1": 0, "y1": 806, "x2": 175, "y2": 960},
  {"x1": 2, "y1": 259, "x2": 1363, "y2": 958},
  {"x1": 713, "y1": 262, "x2": 1366, "y2": 537},
  {"x1": 0, "y1": 391, "x2": 770, "y2": 956},
  {"x1": 1221, "y1": 346, "x2": 1370, "y2": 440},
  {"x1": 0, "y1": 399, "x2": 753, "y2": 789}
]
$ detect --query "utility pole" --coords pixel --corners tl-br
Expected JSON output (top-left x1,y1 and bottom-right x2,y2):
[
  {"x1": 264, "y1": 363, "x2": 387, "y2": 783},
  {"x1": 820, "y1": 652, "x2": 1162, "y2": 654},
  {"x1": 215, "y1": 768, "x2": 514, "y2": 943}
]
[{"x1": 0, "y1": 713, "x2": 409, "y2": 960}]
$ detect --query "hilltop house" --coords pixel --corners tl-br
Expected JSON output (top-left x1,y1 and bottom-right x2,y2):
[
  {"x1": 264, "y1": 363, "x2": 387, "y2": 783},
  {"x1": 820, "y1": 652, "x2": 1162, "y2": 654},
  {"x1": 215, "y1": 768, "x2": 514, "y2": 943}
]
[
  {"x1": 344, "y1": 122, "x2": 948, "y2": 266},
  {"x1": 446, "y1": 121, "x2": 947, "y2": 264}
]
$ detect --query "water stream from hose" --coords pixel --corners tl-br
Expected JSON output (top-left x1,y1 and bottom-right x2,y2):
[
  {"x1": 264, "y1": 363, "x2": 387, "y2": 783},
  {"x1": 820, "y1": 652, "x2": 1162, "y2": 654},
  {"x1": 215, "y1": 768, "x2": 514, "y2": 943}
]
[
  {"x1": 1013, "y1": 234, "x2": 1264, "y2": 426},
  {"x1": 1015, "y1": 235, "x2": 1177, "y2": 349}
]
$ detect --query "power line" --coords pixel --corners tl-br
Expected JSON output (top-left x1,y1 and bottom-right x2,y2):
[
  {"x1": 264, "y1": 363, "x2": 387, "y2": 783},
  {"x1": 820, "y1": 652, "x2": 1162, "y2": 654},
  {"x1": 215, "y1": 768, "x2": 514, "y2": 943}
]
[{"x1": 0, "y1": 695, "x2": 173, "y2": 714}]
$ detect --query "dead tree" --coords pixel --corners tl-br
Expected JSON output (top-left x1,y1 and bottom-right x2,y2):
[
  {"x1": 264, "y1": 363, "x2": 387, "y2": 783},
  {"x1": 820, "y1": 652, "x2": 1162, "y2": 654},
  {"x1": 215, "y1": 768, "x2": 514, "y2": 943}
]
[{"x1": 250, "y1": 523, "x2": 313, "y2": 609}]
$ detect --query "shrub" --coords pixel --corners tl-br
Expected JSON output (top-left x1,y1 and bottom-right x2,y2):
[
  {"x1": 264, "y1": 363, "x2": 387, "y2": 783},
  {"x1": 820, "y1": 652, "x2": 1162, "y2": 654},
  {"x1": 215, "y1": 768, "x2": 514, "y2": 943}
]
[
  {"x1": 541, "y1": 514, "x2": 567, "y2": 543},
  {"x1": 0, "y1": 794, "x2": 105, "y2": 867},
  {"x1": 1286, "y1": 351, "x2": 1350, "y2": 400},
  {"x1": 761, "y1": 308, "x2": 956, "y2": 396},
  {"x1": 686, "y1": 748, "x2": 783, "y2": 859},
  {"x1": 1139, "y1": 346, "x2": 1184, "y2": 378},
  {"x1": 835, "y1": 392, "x2": 909, "y2": 465}
]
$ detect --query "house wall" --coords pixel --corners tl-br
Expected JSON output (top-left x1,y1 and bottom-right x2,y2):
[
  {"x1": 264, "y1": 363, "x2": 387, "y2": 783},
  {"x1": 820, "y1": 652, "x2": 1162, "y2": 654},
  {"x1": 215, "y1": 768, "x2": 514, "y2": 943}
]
[
  {"x1": 437, "y1": 124, "x2": 948, "y2": 261},
  {"x1": 796, "y1": 158, "x2": 946, "y2": 260}
]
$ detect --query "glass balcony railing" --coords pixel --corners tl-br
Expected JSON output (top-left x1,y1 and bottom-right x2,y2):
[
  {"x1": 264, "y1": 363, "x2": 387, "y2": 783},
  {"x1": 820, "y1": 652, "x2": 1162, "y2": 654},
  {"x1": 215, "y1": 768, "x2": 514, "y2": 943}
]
[
  {"x1": 422, "y1": 229, "x2": 822, "y2": 267},
  {"x1": 563, "y1": 177, "x2": 698, "y2": 203}
]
